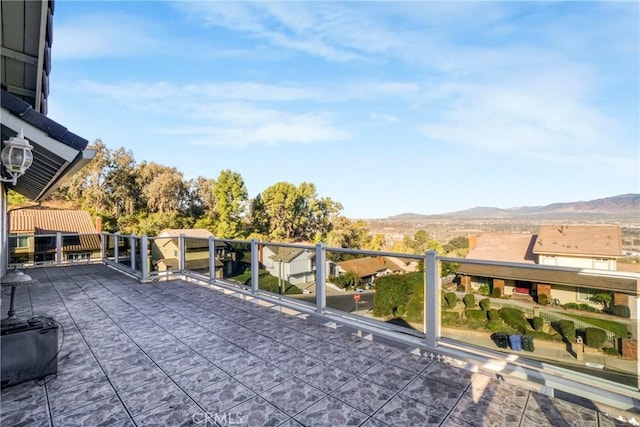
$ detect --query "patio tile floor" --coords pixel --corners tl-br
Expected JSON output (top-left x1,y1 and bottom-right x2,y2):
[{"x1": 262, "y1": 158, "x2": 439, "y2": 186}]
[{"x1": 0, "y1": 264, "x2": 635, "y2": 426}]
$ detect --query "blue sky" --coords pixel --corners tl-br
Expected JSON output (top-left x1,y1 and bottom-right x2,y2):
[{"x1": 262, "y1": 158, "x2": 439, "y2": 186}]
[{"x1": 48, "y1": 1, "x2": 639, "y2": 219}]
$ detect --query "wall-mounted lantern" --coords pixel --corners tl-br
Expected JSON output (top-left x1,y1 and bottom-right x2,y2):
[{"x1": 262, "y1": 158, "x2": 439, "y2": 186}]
[{"x1": 0, "y1": 129, "x2": 33, "y2": 185}]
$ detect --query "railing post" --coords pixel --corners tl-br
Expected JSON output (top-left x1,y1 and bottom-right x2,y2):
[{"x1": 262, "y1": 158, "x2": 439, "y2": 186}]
[
  {"x1": 55, "y1": 232, "x2": 62, "y2": 265},
  {"x1": 101, "y1": 232, "x2": 107, "y2": 260},
  {"x1": 114, "y1": 233, "x2": 119, "y2": 264},
  {"x1": 315, "y1": 242, "x2": 327, "y2": 315},
  {"x1": 250, "y1": 239, "x2": 259, "y2": 295},
  {"x1": 179, "y1": 234, "x2": 186, "y2": 272},
  {"x1": 425, "y1": 250, "x2": 440, "y2": 348},
  {"x1": 141, "y1": 235, "x2": 149, "y2": 281},
  {"x1": 209, "y1": 236, "x2": 216, "y2": 281},
  {"x1": 129, "y1": 235, "x2": 136, "y2": 271}
]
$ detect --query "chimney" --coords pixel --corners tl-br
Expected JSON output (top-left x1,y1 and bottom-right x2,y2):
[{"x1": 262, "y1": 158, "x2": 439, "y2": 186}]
[
  {"x1": 95, "y1": 217, "x2": 102, "y2": 233},
  {"x1": 469, "y1": 235, "x2": 478, "y2": 251}
]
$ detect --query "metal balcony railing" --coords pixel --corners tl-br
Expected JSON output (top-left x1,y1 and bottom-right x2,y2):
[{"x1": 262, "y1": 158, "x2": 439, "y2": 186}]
[{"x1": 6, "y1": 231, "x2": 640, "y2": 412}]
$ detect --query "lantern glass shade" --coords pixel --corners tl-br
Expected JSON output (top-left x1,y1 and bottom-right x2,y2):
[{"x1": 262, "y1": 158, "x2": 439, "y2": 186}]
[{"x1": 1, "y1": 130, "x2": 33, "y2": 179}]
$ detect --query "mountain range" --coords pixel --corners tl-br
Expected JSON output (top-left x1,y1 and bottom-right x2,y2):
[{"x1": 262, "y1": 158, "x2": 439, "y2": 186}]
[{"x1": 388, "y1": 194, "x2": 640, "y2": 220}]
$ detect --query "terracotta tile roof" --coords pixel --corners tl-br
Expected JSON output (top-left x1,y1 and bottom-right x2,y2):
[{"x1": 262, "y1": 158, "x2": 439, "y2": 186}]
[
  {"x1": 467, "y1": 233, "x2": 537, "y2": 264},
  {"x1": 8, "y1": 209, "x2": 98, "y2": 234},
  {"x1": 8, "y1": 208, "x2": 100, "y2": 252},
  {"x1": 338, "y1": 256, "x2": 400, "y2": 278},
  {"x1": 533, "y1": 225, "x2": 622, "y2": 257}
]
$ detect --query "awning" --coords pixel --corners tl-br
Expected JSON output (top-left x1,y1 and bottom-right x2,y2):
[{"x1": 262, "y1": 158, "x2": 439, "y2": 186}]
[
  {"x1": 457, "y1": 263, "x2": 638, "y2": 295},
  {"x1": 1, "y1": 89, "x2": 96, "y2": 201}
]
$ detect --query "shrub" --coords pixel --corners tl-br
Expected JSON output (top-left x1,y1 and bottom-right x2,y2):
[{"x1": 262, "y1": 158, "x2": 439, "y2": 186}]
[
  {"x1": 478, "y1": 284, "x2": 490, "y2": 296},
  {"x1": 537, "y1": 294, "x2": 548, "y2": 306},
  {"x1": 585, "y1": 328, "x2": 608, "y2": 349},
  {"x1": 479, "y1": 298, "x2": 491, "y2": 312},
  {"x1": 603, "y1": 347, "x2": 619, "y2": 356},
  {"x1": 577, "y1": 303, "x2": 597, "y2": 312},
  {"x1": 372, "y1": 272, "x2": 421, "y2": 318},
  {"x1": 442, "y1": 311, "x2": 460, "y2": 324},
  {"x1": 487, "y1": 309, "x2": 500, "y2": 321},
  {"x1": 463, "y1": 294, "x2": 476, "y2": 308},
  {"x1": 465, "y1": 309, "x2": 486, "y2": 321},
  {"x1": 444, "y1": 292, "x2": 458, "y2": 309},
  {"x1": 532, "y1": 316, "x2": 544, "y2": 331},
  {"x1": 564, "y1": 302, "x2": 579, "y2": 310},
  {"x1": 558, "y1": 319, "x2": 576, "y2": 341},
  {"x1": 613, "y1": 305, "x2": 631, "y2": 318},
  {"x1": 499, "y1": 307, "x2": 528, "y2": 334},
  {"x1": 492, "y1": 287, "x2": 502, "y2": 298}
]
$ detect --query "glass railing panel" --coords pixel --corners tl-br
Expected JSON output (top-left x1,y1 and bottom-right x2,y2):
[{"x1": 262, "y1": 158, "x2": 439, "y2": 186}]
[
  {"x1": 325, "y1": 248, "x2": 425, "y2": 334},
  {"x1": 184, "y1": 237, "x2": 210, "y2": 276},
  {"x1": 105, "y1": 234, "x2": 116, "y2": 259},
  {"x1": 256, "y1": 243, "x2": 313, "y2": 300},
  {"x1": 60, "y1": 233, "x2": 102, "y2": 264},
  {"x1": 217, "y1": 239, "x2": 251, "y2": 290},
  {"x1": 442, "y1": 258, "x2": 638, "y2": 389},
  {"x1": 8, "y1": 233, "x2": 36, "y2": 267},
  {"x1": 149, "y1": 236, "x2": 179, "y2": 275}
]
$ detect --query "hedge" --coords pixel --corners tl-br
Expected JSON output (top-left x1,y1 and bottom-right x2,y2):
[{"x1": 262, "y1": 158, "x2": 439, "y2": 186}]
[
  {"x1": 372, "y1": 272, "x2": 423, "y2": 321},
  {"x1": 585, "y1": 327, "x2": 608, "y2": 349},
  {"x1": 463, "y1": 294, "x2": 476, "y2": 308},
  {"x1": 492, "y1": 287, "x2": 502, "y2": 298},
  {"x1": 613, "y1": 305, "x2": 631, "y2": 318},
  {"x1": 499, "y1": 307, "x2": 528, "y2": 334},
  {"x1": 442, "y1": 311, "x2": 460, "y2": 323},
  {"x1": 444, "y1": 292, "x2": 458, "y2": 309},
  {"x1": 479, "y1": 298, "x2": 491, "y2": 312},
  {"x1": 558, "y1": 319, "x2": 576, "y2": 341},
  {"x1": 465, "y1": 309, "x2": 486, "y2": 321},
  {"x1": 487, "y1": 309, "x2": 500, "y2": 322},
  {"x1": 537, "y1": 294, "x2": 548, "y2": 306},
  {"x1": 532, "y1": 316, "x2": 544, "y2": 331}
]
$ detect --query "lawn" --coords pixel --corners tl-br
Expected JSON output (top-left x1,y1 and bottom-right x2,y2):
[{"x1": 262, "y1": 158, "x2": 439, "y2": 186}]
[{"x1": 563, "y1": 313, "x2": 628, "y2": 338}]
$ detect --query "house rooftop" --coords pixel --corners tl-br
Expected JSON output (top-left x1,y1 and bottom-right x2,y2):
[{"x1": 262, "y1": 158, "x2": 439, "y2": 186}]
[
  {"x1": 1, "y1": 265, "x2": 633, "y2": 426},
  {"x1": 8, "y1": 209, "x2": 98, "y2": 235},
  {"x1": 467, "y1": 233, "x2": 537, "y2": 264},
  {"x1": 534, "y1": 225, "x2": 623, "y2": 258}
]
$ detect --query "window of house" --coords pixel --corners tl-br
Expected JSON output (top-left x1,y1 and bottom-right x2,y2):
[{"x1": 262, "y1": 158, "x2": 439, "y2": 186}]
[
  {"x1": 15, "y1": 235, "x2": 29, "y2": 248},
  {"x1": 577, "y1": 287, "x2": 595, "y2": 302},
  {"x1": 593, "y1": 258, "x2": 609, "y2": 270},
  {"x1": 67, "y1": 253, "x2": 91, "y2": 261}
]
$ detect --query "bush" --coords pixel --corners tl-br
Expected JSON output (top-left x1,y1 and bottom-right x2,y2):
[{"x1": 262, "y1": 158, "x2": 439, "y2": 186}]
[
  {"x1": 537, "y1": 294, "x2": 548, "y2": 306},
  {"x1": 585, "y1": 328, "x2": 608, "y2": 349},
  {"x1": 479, "y1": 298, "x2": 491, "y2": 312},
  {"x1": 465, "y1": 309, "x2": 486, "y2": 321},
  {"x1": 478, "y1": 284, "x2": 490, "y2": 296},
  {"x1": 442, "y1": 311, "x2": 460, "y2": 324},
  {"x1": 564, "y1": 302, "x2": 579, "y2": 310},
  {"x1": 487, "y1": 309, "x2": 500, "y2": 321},
  {"x1": 373, "y1": 272, "x2": 424, "y2": 320},
  {"x1": 492, "y1": 287, "x2": 502, "y2": 298},
  {"x1": 558, "y1": 319, "x2": 576, "y2": 341},
  {"x1": 444, "y1": 292, "x2": 458, "y2": 309},
  {"x1": 613, "y1": 305, "x2": 631, "y2": 318},
  {"x1": 532, "y1": 316, "x2": 544, "y2": 331},
  {"x1": 603, "y1": 347, "x2": 619, "y2": 356},
  {"x1": 463, "y1": 294, "x2": 476, "y2": 308},
  {"x1": 577, "y1": 303, "x2": 597, "y2": 312},
  {"x1": 499, "y1": 307, "x2": 528, "y2": 334}
]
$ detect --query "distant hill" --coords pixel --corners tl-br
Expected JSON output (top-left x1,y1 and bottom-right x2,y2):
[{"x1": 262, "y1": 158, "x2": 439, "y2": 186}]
[{"x1": 388, "y1": 194, "x2": 640, "y2": 220}]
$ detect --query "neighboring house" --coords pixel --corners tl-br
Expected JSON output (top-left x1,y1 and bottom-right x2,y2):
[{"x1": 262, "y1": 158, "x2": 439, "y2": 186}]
[
  {"x1": 260, "y1": 246, "x2": 318, "y2": 285},
  {"x1": 337, "y1": 256, "x2": 405, "y2": 286},
  {"x1": 458, "y1": 225, "x2": 638, "y2": 318},
  {"x1": 151, "y1": 229, "x2": 235, "y2": 278},
  {"x1": 8, "y1": 209, "x2": 101, "y2": 264}
]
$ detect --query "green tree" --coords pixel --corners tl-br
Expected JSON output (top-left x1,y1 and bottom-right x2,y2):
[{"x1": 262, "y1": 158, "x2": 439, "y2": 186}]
[{"x1": 212, "y1": 170, "x2": 248, "y2": 238}]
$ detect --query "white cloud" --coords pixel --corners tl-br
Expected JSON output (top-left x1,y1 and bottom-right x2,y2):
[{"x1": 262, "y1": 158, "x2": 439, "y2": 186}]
[{"x1": 54, "y1": 13, "x2": 159, "y2": 59}]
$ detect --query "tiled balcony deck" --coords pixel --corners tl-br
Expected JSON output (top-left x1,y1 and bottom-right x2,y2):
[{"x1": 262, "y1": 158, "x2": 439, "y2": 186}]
[{"x1": 0, "y1": 264, "x2": 633, "y2": 426}]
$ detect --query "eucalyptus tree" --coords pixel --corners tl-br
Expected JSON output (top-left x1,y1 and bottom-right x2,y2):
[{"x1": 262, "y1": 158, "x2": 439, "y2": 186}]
[{"x1": 256, "y1": 181, "x2": 342, "y2": 242}]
